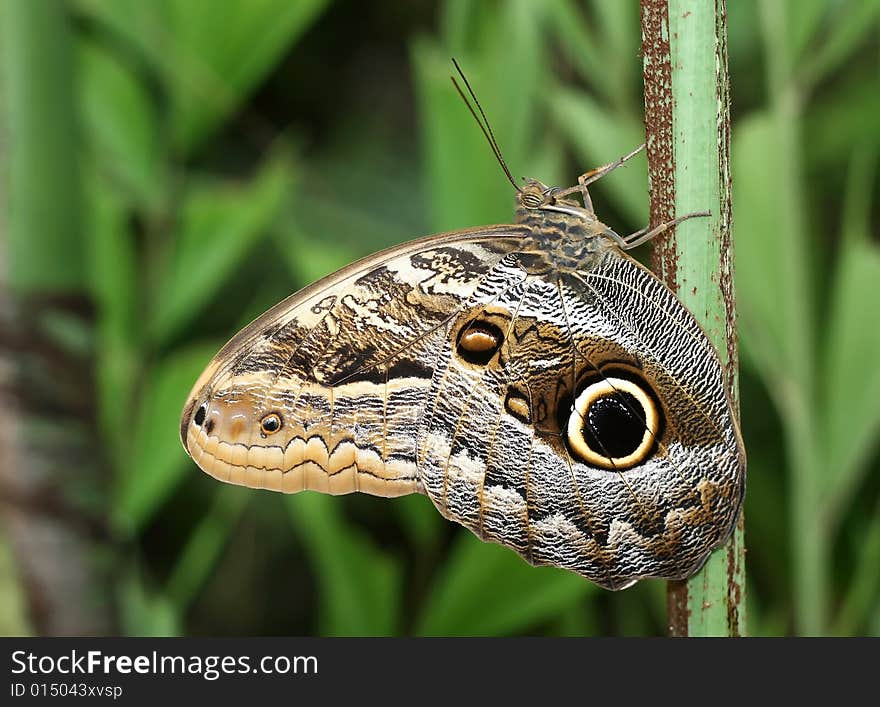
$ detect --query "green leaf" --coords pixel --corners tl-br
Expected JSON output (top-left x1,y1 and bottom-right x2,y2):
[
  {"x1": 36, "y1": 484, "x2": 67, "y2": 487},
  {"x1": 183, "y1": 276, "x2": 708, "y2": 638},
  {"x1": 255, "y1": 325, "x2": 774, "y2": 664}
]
[
  {"x1": 77, "y1": 38, "x2": 163, "y2": 210},
  {"x1": 784, "y1": 0, "x2": 830, "y2": 62},
  {"x1": 440, "y1": 0, "x2": 477, "y2": 53},
  {"x1": 548, "y1": 87, "x2": 647, "y2": 225},
  {"x1": 804, "y1": 73, "x2": 880, "y2": 170},
  {"x1": 273, "y1": 219, "x2": 360, "y2": 286},
  {"x1": 840, "y1": 148, "x2": 878, "y2": 248},
  {"x1": 821, "y1": 240, "x2": 880, "y2": 514},
  {"x1": 482, "y1": 0, "x2": 547, "y2": 175},
  {"x1": 733, "y1": 114, "x2": 809, "y2": 392},
  {"x1": 165, "y1": 0, "x2": 330, "y2": 153},
  {"x1": 391, "y1": 494, "x2": 443, "y2": 551},
  {"x1": 413, "y1": 3, "x2": 548, "y2": 233},
  {"x1": 73, "y1": 0, "x2": 171, "y2": 72},
  {"x1": 410, "y1": 47, "x2": 510, "y2": 232},
  {"x1": 546, "y1": 0, "x2": 614, "y2": 103},
  {"x1": 115, "y1": 342, "x2": 221, "y2": 535},
  {"x1": 412, "y1": 38, "x2": 508, "y2": 232},
  {"x1": 166, "y1": 486, "x2": 250, "y2": 610},
  {"x1": 149, "y1": 152, "x2": 294, "y2": 346},
  {"x1": 286, "y1": 494, "x2": 402, "y2": 636},
  {"x1": 593, "y1": 0, "x2": 638, "y2": 52},
  {"x1": 727, "y1": 0, "x2": 762, "y2": 73},
  {"x1": 416, "y1": 531, "x2": 593, "y2": 635},
  {"x1": 119, "y1": 565, "x2": 181, "y2": 637},
  {"x1": 3, "y1": 0, "x2": 83, "y2": 292},
  {"x1": 85, "y1": 176, "x2": 139, "y2": 470},
  {"x1": 834, "y1": 500, "x2": 880, "y2": 635},
  {"x1": 547, "y1": 0, "x2": 643, "y2": 111},
  {"x1": 592, "y1": 0, "x2": 639, "y2": 107},
  {"x1": 800, "y1": 0, "x2": 880, "y2": 90},
  {"x1": 78, "y1": 0, "x2": 330, "y2": 153}
]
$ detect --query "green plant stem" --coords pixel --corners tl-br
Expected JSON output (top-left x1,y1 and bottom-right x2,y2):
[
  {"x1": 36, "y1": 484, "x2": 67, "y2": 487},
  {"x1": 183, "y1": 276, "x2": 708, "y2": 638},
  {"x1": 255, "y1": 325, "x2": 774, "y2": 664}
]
[{"x1": 641, "y1": 0, "x2": 745, "y2": 636}]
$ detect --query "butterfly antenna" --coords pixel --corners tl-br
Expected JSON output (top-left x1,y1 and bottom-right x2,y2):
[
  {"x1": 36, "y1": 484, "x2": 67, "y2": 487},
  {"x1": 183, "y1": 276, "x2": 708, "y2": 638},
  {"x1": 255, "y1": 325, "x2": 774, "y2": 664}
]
[{"x1": 450, "y1": 58, "x2": 521, "y2": 193}]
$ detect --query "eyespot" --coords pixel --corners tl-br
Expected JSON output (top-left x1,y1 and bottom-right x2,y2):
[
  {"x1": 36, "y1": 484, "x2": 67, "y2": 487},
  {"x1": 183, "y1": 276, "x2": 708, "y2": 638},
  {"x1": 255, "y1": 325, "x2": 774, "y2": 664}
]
[
  {"x1": 455, "y1": 319, "x2": 504, "y2": 366},
  {"x1": 504, "y1": 391, "x2": 531, "y2": 423},
  {"x1": 260, "y1": 412, "x2": 283, "y2": 436},
  {"x1": 565, "y1": 376, "x2": 660, "y2": 470},
  {"x1": 193, "y1": 403, "x2": 207, "y2": 427}
]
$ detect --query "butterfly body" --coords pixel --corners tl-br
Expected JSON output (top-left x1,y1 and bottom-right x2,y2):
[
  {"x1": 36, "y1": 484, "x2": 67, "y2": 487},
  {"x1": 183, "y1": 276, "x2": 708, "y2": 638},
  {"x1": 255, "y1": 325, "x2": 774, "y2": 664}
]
[{"x1": 181, "y1": 178, "x2": 745, "y2": 590}]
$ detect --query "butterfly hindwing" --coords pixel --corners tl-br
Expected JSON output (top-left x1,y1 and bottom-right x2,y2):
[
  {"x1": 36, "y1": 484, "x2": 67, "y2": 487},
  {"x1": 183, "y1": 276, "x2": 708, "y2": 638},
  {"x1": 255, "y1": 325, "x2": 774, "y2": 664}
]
[{"x1": 415, "y1": 247, "x2": 744, "y2": 589}]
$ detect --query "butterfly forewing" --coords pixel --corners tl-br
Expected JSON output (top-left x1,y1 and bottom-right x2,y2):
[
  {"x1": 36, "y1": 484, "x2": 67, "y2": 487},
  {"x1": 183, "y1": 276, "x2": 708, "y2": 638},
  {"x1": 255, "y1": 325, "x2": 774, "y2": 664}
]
[{"x1": 181, "y1": 228, "x2": 527, "y2": 497}]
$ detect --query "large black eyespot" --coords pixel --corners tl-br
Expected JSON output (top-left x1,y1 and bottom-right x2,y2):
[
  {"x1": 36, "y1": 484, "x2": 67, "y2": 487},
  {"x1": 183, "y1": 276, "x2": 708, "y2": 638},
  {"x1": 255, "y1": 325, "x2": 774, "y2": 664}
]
[
  {"x1": 455, "y1": 319, "x2": 504, "y2": 366},
  {"x1": 565, "y1": 374, "x2": 661, "y2": 470},
  {"x1": 581, "y1": 392, "x2": 645, "y2": 457},
  {"x1": 260, "y1": 412, "x2": 283, "y2": 436},
  {"x1": 194, "y1": 403, "x2": 207, "y2": 427}
]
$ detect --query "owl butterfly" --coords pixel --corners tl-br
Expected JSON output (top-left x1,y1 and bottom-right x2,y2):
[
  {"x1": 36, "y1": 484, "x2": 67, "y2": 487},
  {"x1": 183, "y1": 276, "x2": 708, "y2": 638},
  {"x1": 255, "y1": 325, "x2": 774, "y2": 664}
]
[{"x1": 180, "y1": 72, "x2": 745, "y2": 591}]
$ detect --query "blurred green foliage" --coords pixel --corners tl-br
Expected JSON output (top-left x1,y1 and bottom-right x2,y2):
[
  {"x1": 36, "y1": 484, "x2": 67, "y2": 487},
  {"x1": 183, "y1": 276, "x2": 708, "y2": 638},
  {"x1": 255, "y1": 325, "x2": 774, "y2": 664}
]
[{"x1": 1, "y1": 0, "x2": 879, "y2": 636}]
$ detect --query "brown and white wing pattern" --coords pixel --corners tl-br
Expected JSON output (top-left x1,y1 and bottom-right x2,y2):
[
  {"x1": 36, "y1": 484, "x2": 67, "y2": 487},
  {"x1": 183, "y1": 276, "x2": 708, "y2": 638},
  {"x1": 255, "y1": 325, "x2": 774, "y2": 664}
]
[
  {"x1": 181, "y1": 227, "x2": 528, "y2": 498},
  {"x1": 415, "y1": 245, "x2": 745, "y2": 590},
  {"x1": 181, "y1": 220, "x2": 745, "y2": 589}
]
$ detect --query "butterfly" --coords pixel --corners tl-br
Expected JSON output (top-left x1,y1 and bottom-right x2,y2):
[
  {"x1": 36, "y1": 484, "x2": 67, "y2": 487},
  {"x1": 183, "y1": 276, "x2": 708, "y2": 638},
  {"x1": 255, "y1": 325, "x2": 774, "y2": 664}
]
[{"x1": 179, "y1": 69, "x2": 745, "y2": 591}]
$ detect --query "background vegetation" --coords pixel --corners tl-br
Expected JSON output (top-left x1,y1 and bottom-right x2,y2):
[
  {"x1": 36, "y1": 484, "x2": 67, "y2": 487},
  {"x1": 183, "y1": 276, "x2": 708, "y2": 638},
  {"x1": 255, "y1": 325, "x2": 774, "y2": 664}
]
[{"x1": 1, "y1": 0, "x2": 878, "y2": 636}]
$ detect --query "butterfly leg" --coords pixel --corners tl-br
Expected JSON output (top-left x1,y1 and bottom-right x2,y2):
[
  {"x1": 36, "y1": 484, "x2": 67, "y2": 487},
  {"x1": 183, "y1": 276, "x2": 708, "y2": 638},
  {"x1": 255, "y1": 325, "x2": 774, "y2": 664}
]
[
  {"x1": 553, "y1": 144, "x2": 646, "y2": 213},
  {"x1": 578, "y1": 143, "x2": 646, "y2": 188},
  {"x1": 572, "y1": 173, "x2": 596, "y2": 214},
  {"x1": 618, "y1": 210, "x2": 711, "y2": 250}
]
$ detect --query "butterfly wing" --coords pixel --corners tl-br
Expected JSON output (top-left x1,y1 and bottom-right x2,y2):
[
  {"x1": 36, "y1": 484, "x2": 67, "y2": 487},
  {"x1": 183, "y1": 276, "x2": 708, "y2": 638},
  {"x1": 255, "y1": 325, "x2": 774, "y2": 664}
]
[
  {"x1": 181, "y1": 227, "x2": 529, "y2": 497},
  {"x1": 416, "y1": 245, "x2": 745, "y2": 589},
  {"x1": 182, "y1": 222, "x2": 745, "y2": 589}
]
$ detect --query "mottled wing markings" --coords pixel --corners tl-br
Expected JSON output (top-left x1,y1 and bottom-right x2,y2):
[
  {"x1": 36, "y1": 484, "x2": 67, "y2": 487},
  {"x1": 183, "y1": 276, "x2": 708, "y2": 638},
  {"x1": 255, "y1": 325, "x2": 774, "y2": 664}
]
[
  {"x1": 575, "y1": 257, "x2": 743, "y2": 574},
  {"x1": 580, "y1": 267, "x2": 729, "y2": 440},
  {"x1": 185, "y1": 230, "x2": 542, "y2": 498},
  {"x1": 572, "y1": 269, "x2": 742, "y2": 532},
  {"x1": 475, "y1": 283, "x2": 530, "y2": 537},
  {"x1": 574, "y1": 261, "x2": 743, "y2": 527},
  {"x1": 411, "y1": 244, "x2": 744, "y2": 589},
  {"x1": 554, "y1": 275, "x2": 642, "y2": 580},
  {"x1": 416, "y1": 254, "x2": 531, "y2": 468},
  {"x1": 182, "y1": 213, "x2": 746, "y2": 589},
  {"x1": 559, "y1": 271, "x2": 695, "y2": 495}
]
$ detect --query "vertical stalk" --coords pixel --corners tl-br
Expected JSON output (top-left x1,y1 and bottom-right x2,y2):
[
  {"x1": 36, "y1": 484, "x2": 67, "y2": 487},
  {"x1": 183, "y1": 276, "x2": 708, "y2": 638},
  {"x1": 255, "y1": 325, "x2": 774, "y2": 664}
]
[
  {"x1": 641, "y1": 0, "x2": 745, "y2": 636},
  {"x1": 1, "y1": 0, "x2": 117, "y2": 634}
]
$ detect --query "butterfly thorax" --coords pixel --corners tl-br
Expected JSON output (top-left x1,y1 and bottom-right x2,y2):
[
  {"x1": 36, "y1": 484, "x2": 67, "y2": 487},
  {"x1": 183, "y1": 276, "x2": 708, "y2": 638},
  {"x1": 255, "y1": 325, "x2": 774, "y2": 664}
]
[{"x1": 515, "y1": 202, "x2": 611, "y2": 275}]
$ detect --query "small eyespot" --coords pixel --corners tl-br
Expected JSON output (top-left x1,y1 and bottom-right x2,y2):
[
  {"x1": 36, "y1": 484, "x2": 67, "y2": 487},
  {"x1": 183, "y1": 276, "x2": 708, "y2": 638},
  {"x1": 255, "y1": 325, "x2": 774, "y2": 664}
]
[
  {"x1": 260, "y1": 412, "x2": 283, "y2": 436},
  {"x1": 194, "y1": 403, "x2": 207, "y2": 427},
  {"x1": 456, "y1": 320, "x2": 504, "y2": 366},
  {"x1": 504, "y1": 391, "x2": 531, "y2": 423}
]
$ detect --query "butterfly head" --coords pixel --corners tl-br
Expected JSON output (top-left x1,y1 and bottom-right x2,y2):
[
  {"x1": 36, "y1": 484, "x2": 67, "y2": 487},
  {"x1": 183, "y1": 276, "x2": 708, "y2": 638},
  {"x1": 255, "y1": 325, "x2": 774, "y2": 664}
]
[
  {"x1": 516, "y1": 178, "x2": 581, "y2": 210},
  {"x1": 514, "y1": 179, "x2": 602, "y2": 250}
]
